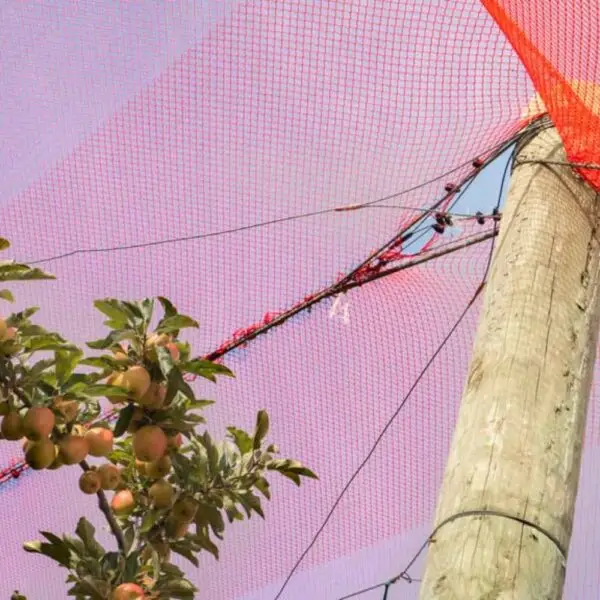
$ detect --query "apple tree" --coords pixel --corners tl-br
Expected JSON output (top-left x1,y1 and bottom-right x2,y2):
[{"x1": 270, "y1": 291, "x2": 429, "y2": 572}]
[{"x1": 0, "y1": 238, "x2": 317, "y2": 600}]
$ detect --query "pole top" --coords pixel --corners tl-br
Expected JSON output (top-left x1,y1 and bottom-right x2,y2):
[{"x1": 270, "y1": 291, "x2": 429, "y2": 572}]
[{"x1": 520, "y1": 79, "x2": 600, "y2": 123}]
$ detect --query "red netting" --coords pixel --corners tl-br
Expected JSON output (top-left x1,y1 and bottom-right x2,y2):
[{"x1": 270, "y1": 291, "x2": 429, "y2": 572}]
[{"x1": 1, "y1": 1, "x2": 599, "y2": 599}]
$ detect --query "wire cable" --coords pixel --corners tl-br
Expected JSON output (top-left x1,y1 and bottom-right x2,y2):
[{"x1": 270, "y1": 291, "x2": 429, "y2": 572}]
[
  {"x1": 330, "y1": 135, "x2": 518, "y2": 600},
  {"x1": 24, "y1": 127, "x2": 531, "y2": 266}
]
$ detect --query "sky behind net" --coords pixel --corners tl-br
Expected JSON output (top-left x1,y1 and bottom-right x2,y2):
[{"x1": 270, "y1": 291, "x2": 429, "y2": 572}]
[{"x1": 1, "y1": 1, "x2": 599, "y2": 599}]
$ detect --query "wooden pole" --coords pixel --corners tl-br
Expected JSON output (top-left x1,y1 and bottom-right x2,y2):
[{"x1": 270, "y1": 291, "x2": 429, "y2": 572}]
[{"x1": 419, "y1": 121, "x2": 600, "y2": 599}]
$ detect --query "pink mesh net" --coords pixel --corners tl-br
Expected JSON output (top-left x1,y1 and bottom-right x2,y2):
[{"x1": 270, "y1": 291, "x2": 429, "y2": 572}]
[{"x1": 1, "y1": 1, "x2": 600, "y2": 599}]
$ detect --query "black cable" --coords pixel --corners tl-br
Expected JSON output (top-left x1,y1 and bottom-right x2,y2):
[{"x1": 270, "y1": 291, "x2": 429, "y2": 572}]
[
  {"x1": 330, "y1": 139, "x2": 518, "y2": 600},
  {"x1": 272, "y1": 270, "x2": 484, "y2": 600},
  {"x1": 24, "y1": 126, "x2": 535, "y2": 267},
  {"x1": 273, "y1": 122, "x2": 538, "y2": 600}
]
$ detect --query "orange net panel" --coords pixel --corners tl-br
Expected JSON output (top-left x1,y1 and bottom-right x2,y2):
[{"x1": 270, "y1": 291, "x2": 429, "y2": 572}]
[
  {"x1": 484, "y1": 0, "x2": 600, "y2": 187},
  {"x1": 1, "y1": 1, "x2": 599, "y2": 599}
]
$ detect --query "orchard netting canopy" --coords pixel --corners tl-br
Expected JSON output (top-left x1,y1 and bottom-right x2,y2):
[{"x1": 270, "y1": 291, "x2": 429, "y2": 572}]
[{"x1": 2, "y1": 1, "x2": 600, "y2": 599}]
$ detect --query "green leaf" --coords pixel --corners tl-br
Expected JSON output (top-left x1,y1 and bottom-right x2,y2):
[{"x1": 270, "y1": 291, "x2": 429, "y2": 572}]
[
  {"x1": 284, "y1": 460, "x2": 319, "y2": 479},
  {"x1": 93, "y1": 299, "x2": 135, "y2": 328},
  {"x1": 222, "y1": 497, "x2": 244, "y2": 523},
  {"x1": 140, "y1": 510, "x2": 160, "y2": 534},
  {"x1": 157, "y1": 296, "x2": 178, "y2": 319},
  {"x1": 170, "y1": 542, "x2": 200, "y2": 567},
  {"x1": 123, "y1": 552, "x2": 140, "y2": 583},
  {"x1": 227, "y1": 427, "x2": 253, "y2": 455},
  {"x1": 156, "y1": 345, "x2": 175, "y2": 378},
  {"x1": 200, "y1": 432, "x2": 219, "y2": 474},
  {"x1": 75, "y1": 517, "x2": 105, "y2": 559},
  {"x1": 139, "y1": 298, "x2": 154, "y2": 324},
  {"x1": 23, "y1": 540, "x2": 72, "y2": 567},
  {"x1": 167, "y1": 368, "x2": 195, "y2": 401},
  {"x1": 7, "y1": 306, "x2": 39, "y2": 326},
  {"x1": 181, "y1": 359, "x2": 234, "y2": 382},
  {"x1": 0, "y1": 289, "x2": 14, "y2": 302},
  {"x1": 82, "y1": 383, "x2": 130, "y2": 398},
  {"x1": 0, "y1": 238, "x2": 10, "y2": 251},
  {"x1": 86, "y1": 329, "x2": 136, "y2": 350},
  {"x1": 0, "y1": 262, "x2": 55, "y2": 282},
  {"x1": 39, "y1": 531, "x2": 66, "y2": 547},
  {"x1": 253, "y1": 410, "x2": 269, "y2": 450},
  {"x1": 61, "y1": 535, "x2": 87, "y2": 557},
  {"x1": 279, "y1": 471, "x2": 302, "y2": 486},
  {"x1": 22, "y1": 333, "x2": 78, "y2": 353},
  {"x1": 187, "y1": 398, "x2": 215, "y2": 410},
  {"x1": 254, "y1": 477, "x2": 271, "y2": 500},
  {"x1": 196, "y1": 503, "x2": 225, "y2": 537},
  {"x1": 55, "y1": 349, "x2": 83, "y2": 386},
  {"x1": 79, "y1": 356, "x2": 123, "y2": 370},
  {"x1": 23, "y1": 358, "x2": 55, "y2": 382},
  {"x1": 155, "y1": 314, "x2": 199, "y2": 334},
  {"x1": 113, "y1": 403, "x2": 135, "y2": 437},
  {"x1": 123, "y1": 526, "x2": 135, "y2": 555},
  {"x1": 69, "y1": 577, "x2": 106, "y2": 600},
  {"x1": 158, "y1": 578, "x2": 198, "y2": 599},
  {"x1": 23, "y1": 540, "x2": 43, "y2": 553}
]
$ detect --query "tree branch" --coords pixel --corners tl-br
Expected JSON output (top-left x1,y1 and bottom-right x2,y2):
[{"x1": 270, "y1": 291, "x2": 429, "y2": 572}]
[{"x1": 80, "y1": 460, "x2": 126, "y2": 553}]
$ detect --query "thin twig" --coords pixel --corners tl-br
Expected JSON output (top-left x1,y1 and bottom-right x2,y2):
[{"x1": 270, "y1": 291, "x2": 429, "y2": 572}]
[{"x1": 80, "y1": 460, "x2": 126, "y2": 553}]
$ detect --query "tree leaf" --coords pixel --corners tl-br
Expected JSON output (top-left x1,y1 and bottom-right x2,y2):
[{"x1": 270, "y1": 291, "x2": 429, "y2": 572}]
[
  {"x1": 7, "y1": 306, "x2": 39, "y2": 326},
  {"x1": 23, "y1": 540, "x2": 42, "y2": 553},
  {"x1": 253, "y1": 410, "x2": 269, "y2": 450},
  {"x1": 55, "y1": 349, "x2": 83, "y2": 386},
  {"x1": 278, "y1": 471, "x2": 301, "y2": 486},
  {"x1": 140, "y1": 510, "x2": 160, "y2": 534},
  {"x1": 23, "y1": 358, "x2": 55, "y2": 382},
  {"x1": 93, "y1": 299, "x2": 135, "y2": 328},
  {"x1": 71, "y1": 577, "x2": 106, "y2": 600},
  {"x1": 227, "y1": 427, "x2": 253, "y2": 455},
  {"x1": 254, "y1": 477, "x2": 271, "y2": 500},
  {"x1": 79, "y1": 356, "x2": 122, "y2": 370},
  {"x1": 158, "y1": 578, "x2": 198, "y2": 599},
  {"x1": 200, "y1": 432, "x2": 219, "y2": 474},
  {"x1": 157, "y1": 296, "x2": 178, "y2": 319},
  {"x1": 113, "y1": 403, "x2": 135, "y2": 437},
  {"x1": 191, "y1": 531, "x2": 220, "y2": 560},
  {"x1": 170, "y1": 541, "x2": 200, "y2": 567},
  {"x1": 187, "y1": 399, "x2": 215, "y2": 410},
  {"x1": 139, "y1": 298, "x2": 154, "y2": 324},
  {"x1": 196, "y1": 503, "x2": 225, "y2": 537},
  {"x1": 39, "y1": 531, "x2": 66, "y2": 547},
  {"x1": 222, "y1": 497, "x2": 244, "y2": 523},
  {"x1": 22, "y1": 333, "x2": 78, "y2": 353},
  {"x1": 86, "y1": 329, "x2": 136, "y2": 350},
  {"x1": 167, "y1": 368, "x2": 194, "y2": 401},
  {"x1": 123, "y1": 526, "x2": 135, "y2": 555},
  {"x1": 101, "y1": 551, "x2": 122, "y2": 573},
  {"x1": 0, "y1": 289, "x2": 14, "y2": 302},
  {"x1": 122, "y1": 301, "x2": 144, "y2": 319},
  {"x1": 0, "y1": 238, "x2": 10, "y2": 251},
  {"x1": 0, "y1": 262, "x2": 55, "y2": 281},
  {"x1": 155, "y1": 315, "x2": 199, "y2": 334},
  {"x1": 75, "y1": 517, "x2": 105, "y2": 559},
  {"x1": 82, "y1": 383, "x2": 130, "y2": 398},
  {"x1": 156, "y1": 345, "x2": 175, "y2": 378},
  {"x1": 241, "y1": 492, "x2": 265, "y2": 519},
  {"x1": 181, "y1": 359, "x2": 234, "y2": 381},
  {"x1": 123, "y1": 552, "x2": 140, "y2": 582},
  {"x1": 23, "y1": 540, "x2": 73, "y2": 567}
]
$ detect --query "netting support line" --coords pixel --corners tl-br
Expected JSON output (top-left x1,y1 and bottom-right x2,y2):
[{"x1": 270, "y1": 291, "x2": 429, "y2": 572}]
[{"x1": 419, "y1": 121, "x2": 600, "y2": 599}]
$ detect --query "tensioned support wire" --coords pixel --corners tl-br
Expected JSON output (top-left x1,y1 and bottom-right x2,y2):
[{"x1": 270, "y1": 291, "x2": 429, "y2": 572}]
[{"x1": 0, "y1": 119, "x2": 551, "y2": 491}]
